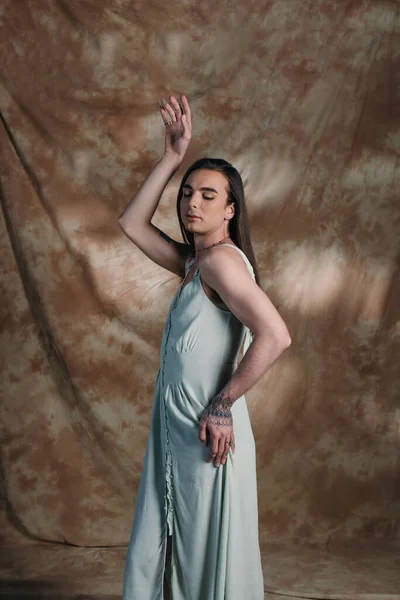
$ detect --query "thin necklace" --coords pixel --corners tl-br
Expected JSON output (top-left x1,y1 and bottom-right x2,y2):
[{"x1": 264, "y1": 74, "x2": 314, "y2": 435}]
[
  {"x1": 195, "y1": 235, "x2": 231, "y2": 254},
  {"x1": 182, "y1": 236, "x2": 231, "y2": 295}
]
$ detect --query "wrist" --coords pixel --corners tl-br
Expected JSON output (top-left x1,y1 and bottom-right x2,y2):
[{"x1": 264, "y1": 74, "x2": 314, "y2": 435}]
[
  {"x1": 209, "y1": 393, "x2": 235, "y2": 412},
  {"x1": 161, "y1": 152, "x2": 183, "y2": 170},
  {"x1": 201, "y1": 396, "x2": 234, "y2": 427}
]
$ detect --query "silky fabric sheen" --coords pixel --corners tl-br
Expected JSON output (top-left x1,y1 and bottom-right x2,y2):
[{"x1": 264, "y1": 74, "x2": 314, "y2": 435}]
[{"x1": 122, "y1": 244, "x2": 264, "y2": 600}]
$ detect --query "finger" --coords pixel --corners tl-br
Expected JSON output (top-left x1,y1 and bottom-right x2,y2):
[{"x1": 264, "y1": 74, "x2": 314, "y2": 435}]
[
  {"x1": 177, "y1": 95, "x2": 185, "y2": 114},
  {"x1": 214, "y1": 436, "x2": 226, "y2": 468},
  {"x1": 208, "y1": 432, "x2": 220, "y2": 463},
  {"x1": 181, "y1": 95, "x2": 191, "y2": 122},
  {"x1": 169, "y1": 95, "x2": 182, "y2": 118},
  {"x1": 199, "y1": 422, "x2": 207, "y2": 445},
  {"x1": 231, "y1": 431, "x2": 235, "y2": 454},
  {"x1": 221, "y1": 440, "x2": 230, "y2": 465},
  {"x1": 162, "y1": 99, "x2": 176, "y2": 123},
  {"x1": 182, "y1": 98, "x2": 192, "y2": 135},
  {"x1": 180, "y1": 113, "x2": 191, "y2": 140},
  {"x1": 160, "y1": 107, "x2": 172, "y2": 126}
]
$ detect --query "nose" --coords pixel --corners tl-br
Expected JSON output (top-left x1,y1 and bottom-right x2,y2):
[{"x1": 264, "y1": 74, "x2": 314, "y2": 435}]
[{"x1": 188, "y1": 193, "x2": 199, "y2": 207}]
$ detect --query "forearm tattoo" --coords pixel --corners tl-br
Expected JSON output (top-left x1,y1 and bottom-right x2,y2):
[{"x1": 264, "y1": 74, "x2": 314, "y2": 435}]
[{"x1": 200, "y1": 393, "x2": 235, "y2": 427}]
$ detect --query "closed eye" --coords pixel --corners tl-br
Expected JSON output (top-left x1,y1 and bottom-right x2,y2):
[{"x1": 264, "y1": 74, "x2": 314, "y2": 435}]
[{"x1": 182, "y1": 192, "x2": 215, "y2": 200}]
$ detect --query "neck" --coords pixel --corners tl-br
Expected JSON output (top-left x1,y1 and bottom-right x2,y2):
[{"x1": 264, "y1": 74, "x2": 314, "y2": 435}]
[{"x1": 194, "y1": 235, "x2": 231, "y2": 256}]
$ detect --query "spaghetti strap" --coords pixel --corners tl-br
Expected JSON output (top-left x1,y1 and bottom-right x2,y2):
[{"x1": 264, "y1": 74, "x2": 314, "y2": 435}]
[{"x1": 185, "y1": 255, "x2": 196, "y2": 273}]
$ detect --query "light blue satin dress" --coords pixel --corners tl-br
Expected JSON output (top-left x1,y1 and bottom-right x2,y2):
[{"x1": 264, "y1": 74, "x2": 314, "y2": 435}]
[{"x1": 123, "y1": 244, "x2": 264, "y2": 600}]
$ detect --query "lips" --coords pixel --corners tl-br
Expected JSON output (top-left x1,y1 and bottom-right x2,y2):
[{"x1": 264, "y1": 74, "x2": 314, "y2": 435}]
[{"x1": 187, "y1": 214, "x2": 201, "y2": 219}]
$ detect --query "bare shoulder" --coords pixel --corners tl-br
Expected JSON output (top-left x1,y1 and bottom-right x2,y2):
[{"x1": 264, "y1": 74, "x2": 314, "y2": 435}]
[
  {"x1": 199, "y1": 244, "x2": 290, "y2": 341},
  {"x1": 199, "y1": 244, "x2": 251, "y2": 279}
]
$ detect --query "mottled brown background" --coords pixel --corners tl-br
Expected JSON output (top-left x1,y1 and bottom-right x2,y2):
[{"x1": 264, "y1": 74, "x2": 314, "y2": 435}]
[{"x1": 1, "y1": 0, "x2": 400, "y2": 597}]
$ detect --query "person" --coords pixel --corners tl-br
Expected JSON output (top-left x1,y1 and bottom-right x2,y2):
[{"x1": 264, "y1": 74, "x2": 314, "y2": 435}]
[{"x1": 118, "y1": 94, "x2": 291, "y2": 600}]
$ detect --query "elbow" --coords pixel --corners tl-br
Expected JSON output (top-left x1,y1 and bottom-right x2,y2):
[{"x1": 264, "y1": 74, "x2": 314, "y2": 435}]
[
  {"x1": 118, "y1": 217, "x2": 144, "y2": 240},
  {"x1": 118, "y1": 216, "x2": 126, "y2": 229},
  {"x1": 275, "y1": 329, "x2": 292, "y2": 351},
  {"x1": 255, "y1": 327, "x2": 292, "y2": 351},
  {"x1": 118, "y1": 217, "x2": 133, "y2": 237}
]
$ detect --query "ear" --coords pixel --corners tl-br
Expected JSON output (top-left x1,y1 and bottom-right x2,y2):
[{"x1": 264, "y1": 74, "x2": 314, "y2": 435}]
[{"x1": 225, "y1": 202, "x2": 235, "y2": 220}]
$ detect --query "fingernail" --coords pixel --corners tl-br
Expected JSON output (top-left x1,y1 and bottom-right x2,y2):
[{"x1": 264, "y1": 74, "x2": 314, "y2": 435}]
[{"x1": 161, "y1": 98, "x2": 167, "y2": 107}]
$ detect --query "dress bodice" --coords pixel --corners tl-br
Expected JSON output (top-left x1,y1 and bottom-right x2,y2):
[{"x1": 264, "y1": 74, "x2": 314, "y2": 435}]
[{"x1": 160, "y1": 244, "x2": 255, "y2": 390}]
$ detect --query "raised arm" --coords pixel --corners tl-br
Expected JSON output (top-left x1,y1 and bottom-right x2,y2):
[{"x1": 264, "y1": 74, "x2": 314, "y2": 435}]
[{"x1": 118, "y1": 95, "x2": 193, "y2": 278}]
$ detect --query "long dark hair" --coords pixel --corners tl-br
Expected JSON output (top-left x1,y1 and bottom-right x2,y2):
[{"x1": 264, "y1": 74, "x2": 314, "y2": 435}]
[{"x1": 176, "y1": 158, "x2": 260, "y2": 287}]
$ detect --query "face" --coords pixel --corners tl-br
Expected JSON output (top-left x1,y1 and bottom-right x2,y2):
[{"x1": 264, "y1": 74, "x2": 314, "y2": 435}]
[{"x1": 180, "y1": 169, "x2": 235, "y2": 238}]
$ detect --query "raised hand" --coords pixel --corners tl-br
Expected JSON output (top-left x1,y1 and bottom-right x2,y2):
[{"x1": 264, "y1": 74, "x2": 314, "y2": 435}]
[{"x1": 159, "y1": 94, "x2": 192, "y2": 162}]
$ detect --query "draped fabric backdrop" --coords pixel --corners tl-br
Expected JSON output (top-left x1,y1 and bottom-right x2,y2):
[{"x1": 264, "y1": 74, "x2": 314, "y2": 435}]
[{"x1": 1, "y1": 0, "x2": 399, "y2": 597}]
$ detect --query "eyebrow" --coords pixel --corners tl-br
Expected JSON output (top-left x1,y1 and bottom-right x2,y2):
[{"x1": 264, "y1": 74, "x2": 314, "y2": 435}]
[{"x1": 182, "y1": 184, "x2": 219, "y2": 194}]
